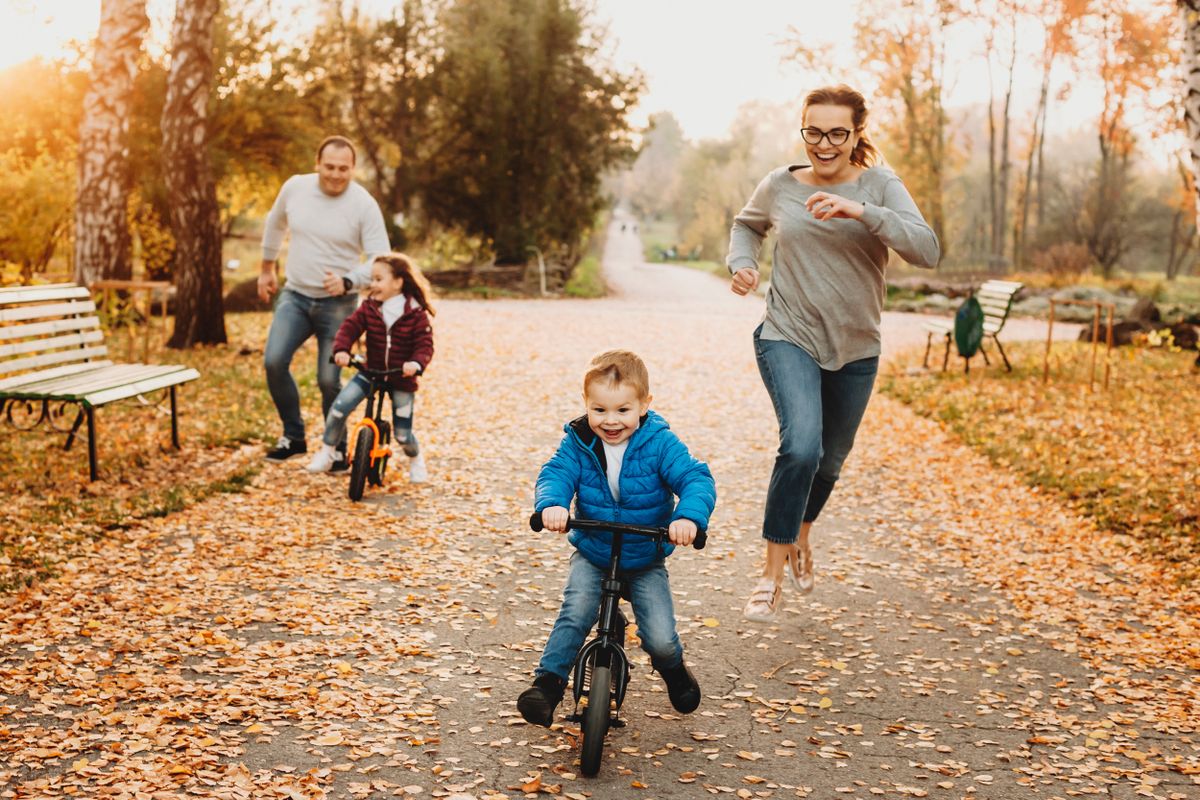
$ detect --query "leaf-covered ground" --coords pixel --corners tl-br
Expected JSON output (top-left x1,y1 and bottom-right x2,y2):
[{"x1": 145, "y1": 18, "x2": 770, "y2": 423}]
[
  {"x1": 879, "y1": 341, "x2": 1199, "y2": 583},
  {"x1": 1, "y1": 222, "x2": 1197, "y2": 798}
]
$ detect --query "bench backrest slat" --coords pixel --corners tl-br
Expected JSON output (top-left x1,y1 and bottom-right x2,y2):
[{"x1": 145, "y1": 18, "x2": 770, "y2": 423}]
[
  {"x1": 0, "y1": 345, "x2": 109, "y2": 377},
  {"x1": 973, "y1": 280, "x2": 1022, "y2": 332},
  {"x1": 0, "y1": 285, "x2": 91, "y2": 304},
  {"x1": 0, "y1": 316, "x2": 99, "y2": 342},
  {"x1": 0, "y1": 329, "x2": 105, "y2": 360},
  {"x1": 0, "y1": 299, "x2": 98, "y2": 324}
]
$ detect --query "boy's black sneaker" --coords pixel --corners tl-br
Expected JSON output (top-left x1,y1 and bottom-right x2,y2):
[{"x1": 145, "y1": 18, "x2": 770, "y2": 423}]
[
  {"x1": 659, "y1": 662, "x2": 701, "y2": 714},
  {"x1": 517, "y1": 674, "x2": 566, "y2": 727},
  {"x1": 329, "y1": 448, "x2": 349, "y2": 473},
  {"x1": 265, "y1": 436, "x2": 306, "y2": 462}
]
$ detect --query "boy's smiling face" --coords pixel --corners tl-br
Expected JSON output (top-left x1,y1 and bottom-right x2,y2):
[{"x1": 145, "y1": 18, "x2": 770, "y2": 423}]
[{"x1": 585, "y1": 379, "x2": 650, "y2": 446}]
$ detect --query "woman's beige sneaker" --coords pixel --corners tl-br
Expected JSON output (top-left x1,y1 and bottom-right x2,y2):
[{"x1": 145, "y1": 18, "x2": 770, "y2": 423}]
[
  {"x1": 786, "y1": 544, "x2": 815, "y2": 594},
  {"x1": 742, "y1": 577, "x2": 782, "y2": 622}
]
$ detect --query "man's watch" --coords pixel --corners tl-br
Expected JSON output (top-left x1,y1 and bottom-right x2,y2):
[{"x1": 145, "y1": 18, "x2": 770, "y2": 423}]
[{"x1": 341, "y1": 277, "x2": 353, "y2": 293}]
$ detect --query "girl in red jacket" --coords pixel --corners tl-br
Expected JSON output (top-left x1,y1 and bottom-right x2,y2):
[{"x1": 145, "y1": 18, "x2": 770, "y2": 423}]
[{"x1": 306, "y1": 253, "x2": 435, "y2": 481}]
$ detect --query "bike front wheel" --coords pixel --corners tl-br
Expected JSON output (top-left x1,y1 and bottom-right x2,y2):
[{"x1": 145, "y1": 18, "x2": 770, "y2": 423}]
[
  {"x1": 349, "y1": 427, "x2": 373, "y2": 501},
  {"x1": 580, "y1": 664, "x2": 612, "y2": 776}
]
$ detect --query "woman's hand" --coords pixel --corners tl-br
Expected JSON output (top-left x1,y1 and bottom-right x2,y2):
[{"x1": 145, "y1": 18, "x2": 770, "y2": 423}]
[
  {"x1": 731, "y1": 267, "x2": 760, "y2": 296},
  {"x1": 668, "y1": 518, "x2": 697, "y2": 546},
  {"x1": 333, "y1": 351, "x2": 350, "y2": 367},
  {"x1": 402, "y1": 361, "x2": 421, "y2": 377},
  {"x1": 806, "y1": 192, "x2": 864, "y2": 221},
  {"x1": 541, "y1": 506, "x2": 569, "y2": 533}
]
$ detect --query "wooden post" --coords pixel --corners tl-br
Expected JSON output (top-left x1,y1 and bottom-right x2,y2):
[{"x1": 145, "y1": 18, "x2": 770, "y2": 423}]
[
  {"x1": 1103, "y1": 303, "x2": 1113, "y2": 390},
  {"x1": 1088, "y1": 302, "x2": 1100, "y2": 392},
  {"x1": 1043, "y1": 299, "x2": 1056, "y2": 384}
]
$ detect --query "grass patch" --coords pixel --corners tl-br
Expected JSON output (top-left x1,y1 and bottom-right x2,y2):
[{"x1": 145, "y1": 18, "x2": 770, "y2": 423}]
[
  {"x1": 0, "y1": 312, "x2": 288, "y2": 592},
  {"x1": 880, "y1": 340, "x2": 1200, "y2": 583},
  {"x1": 565, "y1": 253, "x2": 605, "y2": 298}
]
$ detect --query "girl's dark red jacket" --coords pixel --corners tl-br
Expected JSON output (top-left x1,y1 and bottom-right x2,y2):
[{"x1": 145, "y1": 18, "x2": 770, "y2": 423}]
[{"x1": 332, "y1": 296, "x2": 434, "y2": 392}]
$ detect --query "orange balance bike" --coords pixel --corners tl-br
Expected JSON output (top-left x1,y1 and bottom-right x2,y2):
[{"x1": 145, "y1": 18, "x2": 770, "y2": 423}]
[{"x1": 344, "y1": 355, "x2": 417, "y2": 501}]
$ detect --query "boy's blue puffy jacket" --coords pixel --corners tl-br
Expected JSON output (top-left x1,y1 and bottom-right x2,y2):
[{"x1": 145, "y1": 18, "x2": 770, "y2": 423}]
[{"x1": 534, "y1": 410, "x2": 717, "y2": 571}]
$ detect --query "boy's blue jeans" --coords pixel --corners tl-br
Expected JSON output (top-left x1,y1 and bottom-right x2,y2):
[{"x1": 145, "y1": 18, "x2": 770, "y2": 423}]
[
  {"x1": 754, "y1": 325, "x2": 878, "y2": 544},
  {"x1": 537, "y1": 551, "x2": 683, "y2": 682},
  {"x1": 263, "y1": 289, "x2": 358, "y2": 446},
  {"x1": 321, "y1": 372, "x2": 419, "y2": 455}
]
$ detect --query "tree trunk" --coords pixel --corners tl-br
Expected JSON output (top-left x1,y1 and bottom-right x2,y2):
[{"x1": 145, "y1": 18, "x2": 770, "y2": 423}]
[
  {"x1": 162, "y1": 0, "x2": 225, "y2": 348},
  {"x1": 74, "y1": 0, "x2": 149, "y2": 287},
  {"x1": 1181, "y1": 1, "x2": 1200, "y2": 236},
  {"x1": 1016, "y1": 50, "x2": 1052, "y2": 270}
]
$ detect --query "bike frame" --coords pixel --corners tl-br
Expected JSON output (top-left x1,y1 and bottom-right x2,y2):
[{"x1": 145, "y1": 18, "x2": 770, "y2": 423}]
[{"x1": 349, "y1": 381, "x2": 392, "y2": 469}]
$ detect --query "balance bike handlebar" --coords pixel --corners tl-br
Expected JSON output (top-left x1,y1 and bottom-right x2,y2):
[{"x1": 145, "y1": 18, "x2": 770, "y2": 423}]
[{"x1": 529, "y1": 512, "x2": 707, "y2": 550}]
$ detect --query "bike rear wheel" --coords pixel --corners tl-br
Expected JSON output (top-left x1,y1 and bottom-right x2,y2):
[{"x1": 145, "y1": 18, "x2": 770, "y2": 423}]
[
  {"x1": 369, "y1": 422, "x2": 391, "y2": 486},
  {"x1": 348, "y1": 427, "x2": 373, "y2": 501},
  {"x1": 580, "y1": 663, "x2": 611, "y2": 776}
]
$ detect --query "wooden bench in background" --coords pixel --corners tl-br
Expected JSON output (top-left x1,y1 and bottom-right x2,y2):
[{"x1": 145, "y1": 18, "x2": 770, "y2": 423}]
[
  {"x1": 923, "y1": 279, "x2": 1024, "y2": 372},
  {"x1": 0, "y1": 283, "x2": 199, "y2": 481}
]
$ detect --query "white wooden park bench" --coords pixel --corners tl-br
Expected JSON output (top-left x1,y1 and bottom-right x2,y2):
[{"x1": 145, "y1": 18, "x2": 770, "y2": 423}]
[
  {"x1": 0, "y1": 283, "x2": 200, "y2": 481},
  {"x1": 922, "y1": 279, "x2": 1024, "y2": 372}
]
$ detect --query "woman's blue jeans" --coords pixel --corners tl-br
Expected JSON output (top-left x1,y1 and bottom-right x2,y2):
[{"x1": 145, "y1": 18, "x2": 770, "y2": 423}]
[
  {"x1": 263, "y1": 289, "x2": 358, "y2": 446},
  {"x1": 321, "y1": 372, "x2": 419, "y2": 455},
  {"x1": 537, "y1": 551, "x2": 683, "y2": 681},
  {"x1": 754, "y1": 326, "x2": 878, "y2": 544}
]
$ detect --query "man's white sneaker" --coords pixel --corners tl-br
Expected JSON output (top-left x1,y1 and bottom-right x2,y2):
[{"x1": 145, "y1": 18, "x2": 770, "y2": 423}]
[
  {"x1": 306, "y1": 448, "x2": 336, "y2": 473},
  {"x1": 409, "y1": 453, "x2": 428, "y2": 483}
]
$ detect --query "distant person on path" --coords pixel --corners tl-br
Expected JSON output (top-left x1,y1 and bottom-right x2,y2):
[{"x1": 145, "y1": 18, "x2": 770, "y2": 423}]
[
  {"x1": 727, "y1": 84, "x2": 940, "y2": 622},
  {"x1": 257, "y1": 135, "x2": 391, "y2": 465},
  {"x1": 518, "y1": 350, "x2": 717, "y2": 727},
  {"x1": 306, "y1": 253, "x2": 434, "y2": 483}
]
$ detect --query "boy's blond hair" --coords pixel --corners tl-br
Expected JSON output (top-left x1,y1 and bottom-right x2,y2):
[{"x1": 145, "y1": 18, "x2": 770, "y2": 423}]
[{"x1": 584, "y1": 350, "x2": 650, "y2": 400}]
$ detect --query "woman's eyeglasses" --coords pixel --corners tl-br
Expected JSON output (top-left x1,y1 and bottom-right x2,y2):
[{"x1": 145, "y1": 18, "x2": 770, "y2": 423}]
[{"x1": 801, "y1": 127, "x2": 856, "y2": 147}]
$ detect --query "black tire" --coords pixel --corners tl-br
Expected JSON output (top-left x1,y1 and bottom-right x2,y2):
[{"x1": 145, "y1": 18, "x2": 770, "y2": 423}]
[
  {"x1": 349, "y1": 427, "x2": 373, "y2": 501},
  {"x1": 580, "y1": 664, "x2": 611, "y2": 776}
]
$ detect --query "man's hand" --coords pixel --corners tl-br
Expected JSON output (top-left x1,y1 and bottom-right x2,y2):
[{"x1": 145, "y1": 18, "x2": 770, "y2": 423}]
[
  {"x1": 402, "y1": 361, "x2": 421, "y2": 377},
  {"x1": 668, "y1": 518, "x2": 698, "y2": 547},
  {"x1": 323, "y1": 271, "x2": 348, "y2": 296},
  {"x1": 257, "y1": 261, "x2": 279, "y2": 302},
  {"x1": 541, "y1": 506, "x2": 569, "y2": 533},
  {"x1": 731, "y1": 267, "x2": 759, "y2": 296},
  {"x1": 333, "y1": 351, "x2": 351, "y2": 368}
]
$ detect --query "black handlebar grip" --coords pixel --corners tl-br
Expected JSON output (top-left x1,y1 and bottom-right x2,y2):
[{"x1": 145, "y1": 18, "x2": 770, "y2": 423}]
[
  {"x1": 693, "y1": 529, "x2": 707, "y2": 550},
  {"x1": 529, "y1": 511, "x2": 544, "y2": 532}
]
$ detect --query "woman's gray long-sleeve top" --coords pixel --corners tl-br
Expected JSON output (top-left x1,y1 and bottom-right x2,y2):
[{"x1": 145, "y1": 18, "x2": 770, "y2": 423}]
[{"x1": 727, "y1": 164, "x2": 940, "y2": 370}]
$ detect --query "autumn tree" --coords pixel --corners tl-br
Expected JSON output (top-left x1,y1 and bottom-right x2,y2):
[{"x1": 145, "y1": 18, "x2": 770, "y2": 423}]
[
  {"x1": 1179, "y1": 1, "x2": 1200, "y2": 240},
  {"x1": 854, "y1": 0, "x2": 962, "y2": 256},
  {"x1": 162, "y1": 0, "x2": 225, "y2": 347},
  {"x1": 74, "y1": 0, "x2": 149, "y2": 286},
  {"x1": 625, "y1": 112, "x2": 687, "y2": 222},
  {"x1": 426, "y1": 0, "x2": 642, "y2": 265},
  {"x1": 981, "y1": 0, "x2": 1019, "y2": 272}
]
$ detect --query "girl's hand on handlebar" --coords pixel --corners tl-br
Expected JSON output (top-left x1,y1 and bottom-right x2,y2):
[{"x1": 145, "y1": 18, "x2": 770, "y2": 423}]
[
  {"x1": 731, "y1": 268, "x2": 759, "y2": 296},
  {"x1": 402, "y1": 361, "x2": 421, "y2": 377},
  {"x1": 333, "y1": 351, "x2": 351, "y2": 367},
  {"x1": 541, "y1": 506, "x2": 569, "y2": 533},
  {"x1": 668, "y1": 518, "x2": 697, "y2": 546}
]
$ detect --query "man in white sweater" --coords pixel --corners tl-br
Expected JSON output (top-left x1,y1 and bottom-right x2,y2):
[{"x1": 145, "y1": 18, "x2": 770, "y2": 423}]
[{"x1": 257, "y1": 135, "x2": 391, "y2": 464}]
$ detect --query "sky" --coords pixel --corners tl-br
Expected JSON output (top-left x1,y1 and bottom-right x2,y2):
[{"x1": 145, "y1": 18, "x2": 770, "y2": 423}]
[{"x1": 0, "y1": 0, "x2": 1177, "y2": 161}]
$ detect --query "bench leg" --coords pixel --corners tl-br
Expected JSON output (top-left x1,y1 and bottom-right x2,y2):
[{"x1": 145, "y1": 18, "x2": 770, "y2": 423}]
[
  {"x1": 941, "y1": 334, "x2": 951, "y2": 372},
  {"x1": 85, "y1": 406, "x2": 98, "y2": 482},
  {"x1": 993, "y1": 336, "x2": 1012, "y2": 371},
  {"x1": 170, "y1": 385, "x2": 180, "y2": 449},
  {"x1": 978, "y1": 342, "x2": 991, "y2": 366},
  {"x1": 923, "y1": 332, "x2": 933, "y2": 368},
  {"x1": 64, "y1": 406, "x2": 85, "y2": 452}
]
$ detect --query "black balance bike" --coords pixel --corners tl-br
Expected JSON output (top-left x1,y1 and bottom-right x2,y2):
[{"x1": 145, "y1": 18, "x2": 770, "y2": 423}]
[
  {"x1": 528, "y1": 511, "x2": 707, "y2": 776},
  {"x1": 342, "y1": 355, "x2": 417, "y2": 502}
]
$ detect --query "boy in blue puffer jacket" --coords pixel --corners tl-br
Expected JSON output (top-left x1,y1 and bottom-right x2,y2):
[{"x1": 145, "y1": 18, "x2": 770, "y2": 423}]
[{"x1": 518, "y1": 350, "x2": 717, "y2": 727}]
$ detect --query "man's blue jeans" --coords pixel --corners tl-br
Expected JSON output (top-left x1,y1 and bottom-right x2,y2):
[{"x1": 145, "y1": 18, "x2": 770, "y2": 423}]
[
  {"x1": 321, "y1": 372, "x2": 420, "y2": 456},
  {"x1": 263, "y1": 289, "x2": 358, "y2": 445},
  {"x1": 537, "y1": 551, "x2": 683, "y2": 681},
  {"x1": 754, "y1": 326, "x2": 878, "y2": 544}
]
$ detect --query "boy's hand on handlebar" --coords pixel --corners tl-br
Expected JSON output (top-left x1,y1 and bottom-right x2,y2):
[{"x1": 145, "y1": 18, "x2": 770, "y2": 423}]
[
  {"x1": 668, "y1": 518, "x2": 697, "y2": 546},
  {"x1": 402, "y1": 361, "x2": 421, "y2": 377},
  {"x1": 541, "y1": 506, "x2": 569, "y2": 533},
  {"x1": 333, "y1": 351, "x2": 351, "y2": 367}
]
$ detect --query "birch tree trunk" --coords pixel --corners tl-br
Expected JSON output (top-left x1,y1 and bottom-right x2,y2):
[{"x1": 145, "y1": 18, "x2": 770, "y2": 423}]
[
  {"x1": 74, "y1": 0, "x2": 148, "y2": 286},
  {"x1": 1181, "y1": 1, "x2": 1200, "y2": 236},
  {"x1": 162, "y1": 0, "x2": 226, "y2": 348}
]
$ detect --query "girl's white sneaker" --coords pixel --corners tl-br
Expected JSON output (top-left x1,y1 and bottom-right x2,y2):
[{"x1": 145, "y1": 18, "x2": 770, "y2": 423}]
[
  {"x1": 306, "y1": 448, "x2": 336, "y2": 473},
  {"x1": 409, "y1": 453, "x2": 428, "y2": 483}
]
